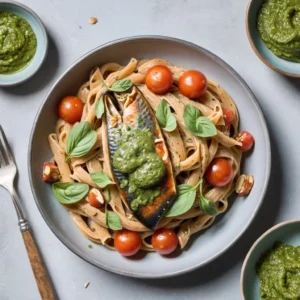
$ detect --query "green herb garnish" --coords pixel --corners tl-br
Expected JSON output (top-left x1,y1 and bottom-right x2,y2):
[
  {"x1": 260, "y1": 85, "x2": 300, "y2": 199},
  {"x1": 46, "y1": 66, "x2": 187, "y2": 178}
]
[
  {"x1": 165, "y1": 183, "x2": 198, "y2": 217},
  {"x1": 183, "y1": 104, "x2": 217, "y2": 138},
  {"x1": 95, "y1": 95, "x2": 105, "y2": 119},
  {"x1": 65, "y1": 121, "x2": 97, "y2": 161},
  {"x1": 91, "y1": 172, "x2": 114, "y2": 188},
  {"x1": 155, "y1": 99, "x2": 177, "y2": 132},
  {"x1": 199, "y1": 180, "x2": 219, "y2": 216},
  {"x1": 105, "y1": 79, "x2": 133, "y2": 92},
  {"x1": 52, "y1": 182, "x2": 89, "y2": 204}
]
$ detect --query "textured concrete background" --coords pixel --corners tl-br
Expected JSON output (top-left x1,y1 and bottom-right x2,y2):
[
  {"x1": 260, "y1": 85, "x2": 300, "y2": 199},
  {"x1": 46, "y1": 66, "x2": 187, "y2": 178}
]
[{"x1": 0, "y1": 0, "x2": 298, "y2": 299}]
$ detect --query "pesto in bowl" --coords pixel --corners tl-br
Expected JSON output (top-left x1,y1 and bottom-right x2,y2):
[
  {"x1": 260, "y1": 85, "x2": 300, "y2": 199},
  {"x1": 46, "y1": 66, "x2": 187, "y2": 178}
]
[
  {"x1": 257, "y1": 0, "x2": 300, "y2": 63},
  {"x1": 0, "y1": 11, "x2": 37, "y2": 74}
]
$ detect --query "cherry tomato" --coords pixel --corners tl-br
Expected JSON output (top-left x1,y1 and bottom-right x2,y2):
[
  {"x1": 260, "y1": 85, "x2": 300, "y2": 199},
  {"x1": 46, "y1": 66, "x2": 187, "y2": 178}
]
[
  {"x1": 151, "y1": 228, "x2": 178, "y2": 255},
  {"x1": 236, "y1": 131, "x2": 254, "y2": 152},
  {"x1": 114, "y1": 230, "x2": 141, "y2": 257},
  {"x1": 58, "y1": 96, "x2": 83, "y2": 124},
  {"x1": 145, "y1": 65, "x2": 173, "y2": 94},
  {"x1": 222, "y1": 108, "x2": 235, "y2": 126},
  {"x1": 88, "y1": 189, "x2": 104, "y2": 208},
  {"x1": 205, "y1": 158, "x2": 233, "y2": 187},
  {"x1": 178, "y1": 70, "x2": 207, "y2": 99}
]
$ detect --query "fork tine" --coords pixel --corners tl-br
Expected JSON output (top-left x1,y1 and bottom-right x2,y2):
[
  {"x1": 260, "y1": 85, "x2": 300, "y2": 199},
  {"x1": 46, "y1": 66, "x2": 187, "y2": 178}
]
[
  {"x1": 0, "y1": 125, "x2": 14, "y2": 165},
  {"x1": 0, "y1": 141, "x2": 6, "y2": 167}
]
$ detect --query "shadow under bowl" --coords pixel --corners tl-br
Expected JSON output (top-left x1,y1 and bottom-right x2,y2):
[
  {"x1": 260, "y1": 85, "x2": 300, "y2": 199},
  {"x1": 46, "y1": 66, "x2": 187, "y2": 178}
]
[
  {"x1": 0, "y1": 0, "x2": 48, "y2": 86},
  {"x1": 246, "y1": 0, "x2": 300, "y2": 78},
  {"x1": 241, "y1": 220, "x2": 300, "y2": 299}
]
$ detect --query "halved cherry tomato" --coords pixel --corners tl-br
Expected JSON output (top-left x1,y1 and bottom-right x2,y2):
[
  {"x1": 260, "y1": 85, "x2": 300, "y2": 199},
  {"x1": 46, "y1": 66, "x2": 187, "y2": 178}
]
[
  {"x1": 88, "y1": 188, "x2": 104, "y2": 208},
  {"x1": 178, "y1": 70, "x2": 207, "y2": 99},
  {"x1": 151, "y1": 228, "x2": 178, "y2": 255},
  {"x1": 58, "y1": 96, "x2": 83, "y2": 124},
  {"x1": 236, "y1": 131, "x2": 254, "y2": 152},
  {"x1": 205, "y1": 158, "x2": 233, "y2": 187},
  {"x1": 114, "y1": 230, "x2": 141, "y2": 257},
  {"x1": 145, "y1": 65, "x2": 173, "y2": 94},
  {"x1": 222, "y1": 108, "x2": 235, "y2": 126}
]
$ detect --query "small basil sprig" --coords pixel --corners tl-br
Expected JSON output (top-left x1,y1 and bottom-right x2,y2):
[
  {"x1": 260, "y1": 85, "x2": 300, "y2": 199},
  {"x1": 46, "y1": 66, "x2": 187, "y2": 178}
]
[
  {"x1": 155, "y1": 99, "x2": 177, "y2": 132},
  {"x1": 102, "y1": 187, "x2": 122, "y2": 230},
  {"x1": 104, "y1": 79, "x2": 133, "y2": 93},
  {"x1": 165, "y1": 184, "x2": 198, "y2": 217},
  {"x1": 183, "y1": 104, "x2": 217, "y2": 137},
  {"x1": 95, "y1": 95, "x2": 105, "y2": 119},
  {"x1": 52, "y1": 182, "x2": 89, "y2": 204},
  {"x1": 66, "y1": 121, "x2": 97, "y2": 161},
  {"x1": 91, "y1": 172, "x2": 114, "y2": 188},
  {"x1": 199, "y1": 180, "x2": 218, "y2": 216},
  {"x1": 106, "y1": 210, "x2": 122, "y2": 230}
]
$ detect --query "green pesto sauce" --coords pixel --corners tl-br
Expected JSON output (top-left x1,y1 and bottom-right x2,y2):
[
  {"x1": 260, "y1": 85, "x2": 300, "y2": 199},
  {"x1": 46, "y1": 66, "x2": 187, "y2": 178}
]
[
  {"x1": 113, "y1": 128, "x2": 165, "y2": 211},
  {"x1": 0, "y1": 12, "x2": 37, "y2": 74},
  {"x1": 256, "y1": 242, "x2": 300, "y2": 299},
  {"x1": 257, "y1": 0, "x2": 300, "y2": 62}
]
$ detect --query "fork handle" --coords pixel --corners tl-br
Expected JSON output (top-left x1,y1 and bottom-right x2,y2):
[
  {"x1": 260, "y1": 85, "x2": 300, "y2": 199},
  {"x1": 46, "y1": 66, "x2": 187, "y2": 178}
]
[{"x1": 22, "y1": 229, "x2": 57, "y2": 300}]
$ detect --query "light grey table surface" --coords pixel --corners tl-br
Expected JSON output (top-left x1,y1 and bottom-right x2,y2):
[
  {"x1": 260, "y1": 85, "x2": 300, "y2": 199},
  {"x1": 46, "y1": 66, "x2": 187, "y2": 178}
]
[{"x1": 0, "y1": 0, "x2": 298, "y2": 299}]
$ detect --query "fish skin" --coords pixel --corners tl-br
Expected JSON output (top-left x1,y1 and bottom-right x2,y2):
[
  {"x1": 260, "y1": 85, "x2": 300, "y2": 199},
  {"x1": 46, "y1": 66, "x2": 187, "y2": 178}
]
[{"x1": 104, "y1": 87, "x2": 177, "y2": 230}]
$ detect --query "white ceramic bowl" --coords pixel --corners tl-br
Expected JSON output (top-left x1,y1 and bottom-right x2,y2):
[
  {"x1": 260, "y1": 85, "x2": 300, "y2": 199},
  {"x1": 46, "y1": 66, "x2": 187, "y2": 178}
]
[{"x1": 28, "y1": 36, "x2": 271, "y2": 278}]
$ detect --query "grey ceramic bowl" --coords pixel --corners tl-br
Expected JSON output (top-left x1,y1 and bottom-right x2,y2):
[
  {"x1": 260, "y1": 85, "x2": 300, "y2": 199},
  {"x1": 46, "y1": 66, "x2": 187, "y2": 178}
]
[
  {"x1": 0, "y1": 0, "x2": 48, "y2": 86},
  {"x1": 28, "y1": 36, "x2": 271, "y2": 278},
  {"x1": 241, "y1": 220, "x2": 300, "y2": 299},
  {"x1": 246, "y1": 0, "x2": 300, "y2": 77}
]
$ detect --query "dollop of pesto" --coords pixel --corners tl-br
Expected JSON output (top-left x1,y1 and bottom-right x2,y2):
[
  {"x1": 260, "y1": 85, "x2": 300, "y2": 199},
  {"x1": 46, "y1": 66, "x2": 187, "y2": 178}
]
[
  {"x1": 256, "y1": 242, "x2": 300, "y2": 299},
  {"x1": 257, "y1": 0, "x2": 300, "y2": 62},
  {"x1": 113, "y1": 128, "x2": 165, "y2": 211},
  {"x1": 0, "y1": 12, "x2": 37, "y2": 74}
]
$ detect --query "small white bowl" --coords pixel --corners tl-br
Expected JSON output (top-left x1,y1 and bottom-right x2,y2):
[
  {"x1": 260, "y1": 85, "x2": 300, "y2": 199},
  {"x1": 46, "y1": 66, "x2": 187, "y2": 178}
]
[{"x1": 0, "y1": 0, "x2": 48, "y2": 86}]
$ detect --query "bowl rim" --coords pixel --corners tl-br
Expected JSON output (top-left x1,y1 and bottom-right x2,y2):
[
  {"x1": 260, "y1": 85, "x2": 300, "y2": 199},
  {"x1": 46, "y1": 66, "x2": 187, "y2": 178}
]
[
  {"x1": 240, "y1": 219, "x2": 300, "y2": 299},
  {"x1": 0, "y1": 0, "x2": 48, "y2": 86},
  {"x1": 245, "y1": 0, "x2": 300, "y2": 78},
  {"x1": 28, "y1": 35, "x2": 271, "y2": 278}
]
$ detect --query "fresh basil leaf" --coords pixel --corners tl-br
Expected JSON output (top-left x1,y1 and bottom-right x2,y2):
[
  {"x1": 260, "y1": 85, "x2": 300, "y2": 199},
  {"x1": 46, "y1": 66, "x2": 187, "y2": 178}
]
[
  {"x1": 184, "y1": 104, "x2": 201, "y2": 120},
  {"x1": 183, "y1": 104, "x2": 217, "y2": 138},
  {"x1": 95, "y1": 96, "x2": 105, "y2": 119},
  {"x1": 155, "y1": 99, "x2": 177, "y2": 132},
  {"x1": 106, "y1": 210, "x2": 122, "y2": 230},
  {"x1": 198, "y1": 179, "x2": 218, "y2": 216},
  {"x1": 108, "y1": 79, "x2": 133, "y2": 92},
  {"x1": 91, "y1": 172, "x2": 114, "y2": 188},
  {"x1": 199, "y1": 195, "x2": 219, "y2": 216},
  {"x1": 66, "y1": 121, "x2": 97, "y2": 160},
  {"x1": 196, "y1": 117, "x2": 217, "y2": 137},
  {"x1": 52, "y1": 182, "x2": 89, "y2": 204},
  {"x1": 103, "y1": 188, "x2": 111, "y2": 203},
  {"x1": 165, "y1": 184, "x2": 196, "y2": 217}
]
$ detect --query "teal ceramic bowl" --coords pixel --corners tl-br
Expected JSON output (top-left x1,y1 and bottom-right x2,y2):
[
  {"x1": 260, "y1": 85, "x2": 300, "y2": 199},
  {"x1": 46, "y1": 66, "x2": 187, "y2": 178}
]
[
  {"x1": 0, "y1": 0, "x2": 48, "y2": 86},
  {"x1": 246, "y1": 0, "x2": 300, "y2": 78},
  {"x1": 241, "y1": 220, "x2": 300, "y2": 299}
]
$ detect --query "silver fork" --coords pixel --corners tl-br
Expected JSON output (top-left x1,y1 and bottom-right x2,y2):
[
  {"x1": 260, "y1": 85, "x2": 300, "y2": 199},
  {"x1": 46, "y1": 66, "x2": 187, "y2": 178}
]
[{"x1": 0, "y1": 125, "x2": 56, "y2": 300}]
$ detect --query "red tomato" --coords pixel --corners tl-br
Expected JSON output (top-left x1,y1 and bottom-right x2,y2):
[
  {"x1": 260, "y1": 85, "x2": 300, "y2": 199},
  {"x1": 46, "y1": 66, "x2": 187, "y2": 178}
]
[
  {"x1": 58, "y1": 96, "x2": 83, "y2": 124},
  {"x1": 236, "y1": 131, "x2": 254, "y2": 152},
  {"x1": 114, "y1": 230, "x2": 141, "y2": 256},
  {"x1": 205, "y1": 158, "x2": 233, "y2": 187},
  {"x1": 151, "y1": 228, "x2": 178, "y2": 255},
  {"x1": 178, "y1": 70, "x2": 207, "y2": 99},
  {"x1": 88, "y1": 189, "x2": 104, "y2": 209},
  {"x1": 145, "y1": 65, "x2": 173, "y2": 94},
  {"x1": 222, "y1": 108, "x2": 235, "y2": 126}
]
